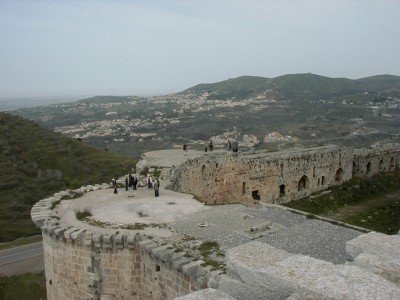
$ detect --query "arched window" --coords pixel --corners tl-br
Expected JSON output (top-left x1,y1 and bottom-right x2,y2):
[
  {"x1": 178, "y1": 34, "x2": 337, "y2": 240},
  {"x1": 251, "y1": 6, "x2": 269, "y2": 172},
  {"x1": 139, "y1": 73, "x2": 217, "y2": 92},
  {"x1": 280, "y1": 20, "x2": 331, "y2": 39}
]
[
  {"x1": 321, "y1": 176, "x2": 326, "y2": 185},
  {"x1": 313, "y1": 166, "x2": 316, "y2": 177},
  {"x1": 298, "y1": 175, "x2": 309, "y2": 191},
  {"x1": 335, "y1": 168, "x2": 344, "y2": 182},
  {"x1": 352, "y1": 161, "x2": 357, "y2": 176}
]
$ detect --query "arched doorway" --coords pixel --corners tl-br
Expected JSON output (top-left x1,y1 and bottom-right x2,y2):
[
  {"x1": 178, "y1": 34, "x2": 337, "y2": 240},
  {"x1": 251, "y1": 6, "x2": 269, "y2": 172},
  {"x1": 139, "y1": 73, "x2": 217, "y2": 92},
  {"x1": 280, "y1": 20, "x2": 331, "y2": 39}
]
[
  {"x1": 335, "y1": 168, "x2": 344, "y2": 182},
  {"x1": 352, "y1": 161, "x2": 357, "y2": 176},
  {"x1": 390, "y1": 157, "x2": 395, "y2": 169},
  {"x1": 366, "y1": 162, "x2": 371, "y2": 175},
  {"x1": 379, "y1": 159, "x2": 384, "y2": 171},
  {"x1": 298, "y1": 175, "x2": 309, "y2": 191}
]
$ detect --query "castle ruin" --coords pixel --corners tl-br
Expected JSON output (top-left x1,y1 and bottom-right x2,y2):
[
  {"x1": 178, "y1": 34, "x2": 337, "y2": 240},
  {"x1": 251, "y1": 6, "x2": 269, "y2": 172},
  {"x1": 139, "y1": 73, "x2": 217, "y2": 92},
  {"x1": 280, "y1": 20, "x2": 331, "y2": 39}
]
[{"x1": 31, "y1": 144, "x2": 400, "y2": 299}]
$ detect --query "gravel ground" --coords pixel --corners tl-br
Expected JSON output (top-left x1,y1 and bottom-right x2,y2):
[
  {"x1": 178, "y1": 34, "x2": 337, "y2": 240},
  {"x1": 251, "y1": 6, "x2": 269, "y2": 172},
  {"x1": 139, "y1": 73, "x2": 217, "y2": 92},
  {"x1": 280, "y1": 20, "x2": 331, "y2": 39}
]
[
  {"x1": 257, "y1": 219, "x2": 362, "y2": 264},
  {"x1": 170, "y1": 204, "x2": 362, "y2": 264}
]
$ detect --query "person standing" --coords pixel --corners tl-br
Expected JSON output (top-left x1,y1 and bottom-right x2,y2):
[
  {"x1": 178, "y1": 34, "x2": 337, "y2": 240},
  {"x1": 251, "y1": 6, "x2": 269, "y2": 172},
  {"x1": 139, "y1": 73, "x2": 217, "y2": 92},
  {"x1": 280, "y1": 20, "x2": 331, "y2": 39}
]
[
  {"x1": 129, "y1": 173, "x2": 133, "y2": 187},
  {"x1": 147, "y1": 175, "x2": 153, "y2": 189},
  {"x1": 209, "y1": 140, "x2": 214, "y2": 151},
  {"x1": 154, "y1": 179, "x2": 160, "y2": 197},
  {"x1": 125, "y1": 176, "x2": 129, "y2": 191},
  {"x1": 204, "y1": 142, "x2": 208, "y2": 152},
  {"x1": 133, "y1": 175, "x2": 138, "y2": 190}
]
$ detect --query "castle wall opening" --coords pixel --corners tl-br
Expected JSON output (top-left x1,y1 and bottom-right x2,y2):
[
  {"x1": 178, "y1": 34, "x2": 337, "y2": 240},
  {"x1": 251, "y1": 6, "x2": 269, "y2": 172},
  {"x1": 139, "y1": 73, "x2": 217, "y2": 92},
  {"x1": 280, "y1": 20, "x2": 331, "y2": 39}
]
[
  {"x1": 379, "y1": 159, "x2": 384, "y2": 171},
  {"x1": 279, "y1": 184, "x2": 286, "y2": 196},
  {"x1": 390, "y1": 157, "x2": 395, "y2": 169},
  {"x1": 367, "y1": 162, "x2": 372, "y2": 175},
  {"x1": 252, "y1": 190, "x2": 260, "y2": 200},
  {"x1": 335, "y1": 168, "x2": 344, "y2": 182},
  {"x1": 298, "y1": 175, "x2": 309, "y2": 191}
]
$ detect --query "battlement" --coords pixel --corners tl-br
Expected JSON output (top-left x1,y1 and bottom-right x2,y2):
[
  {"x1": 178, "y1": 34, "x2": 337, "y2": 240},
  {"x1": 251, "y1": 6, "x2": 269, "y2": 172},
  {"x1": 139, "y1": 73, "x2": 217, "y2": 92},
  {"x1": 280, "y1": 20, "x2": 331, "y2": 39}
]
[{"x1": 33, "y1": 187, "x2": 215, "y2": 299}]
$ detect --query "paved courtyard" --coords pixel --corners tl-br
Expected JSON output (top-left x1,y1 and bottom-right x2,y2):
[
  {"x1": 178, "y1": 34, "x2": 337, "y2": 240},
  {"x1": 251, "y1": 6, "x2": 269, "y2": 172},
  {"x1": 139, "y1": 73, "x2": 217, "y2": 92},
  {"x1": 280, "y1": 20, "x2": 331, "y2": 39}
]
[{"x1": 57, "y1": 183, "x2": 362, "y2": 264}]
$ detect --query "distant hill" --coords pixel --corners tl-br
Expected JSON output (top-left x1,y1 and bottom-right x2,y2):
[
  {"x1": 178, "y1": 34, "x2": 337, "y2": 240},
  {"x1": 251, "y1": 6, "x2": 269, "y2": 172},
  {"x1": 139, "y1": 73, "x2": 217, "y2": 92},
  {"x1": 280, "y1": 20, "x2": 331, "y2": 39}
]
[
  {"x1": 77, "y1": 95, "x2": 133, "y2": 104},
  {"x1": 0, "y1": 112, "x2": 136, "y2": 242},
  {"x1": 184, "y1": 76, "x2": 269, "y2": 100},
  {"x1": 183, "y1": 73, "x2": 400, "y2": 100}
]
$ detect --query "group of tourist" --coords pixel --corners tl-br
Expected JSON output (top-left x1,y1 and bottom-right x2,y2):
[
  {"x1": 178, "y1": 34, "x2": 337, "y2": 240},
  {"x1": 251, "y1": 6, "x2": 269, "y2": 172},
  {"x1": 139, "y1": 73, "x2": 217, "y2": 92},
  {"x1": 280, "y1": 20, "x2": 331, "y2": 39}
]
[
  {"x1": 204, "y1": 140, "x2": 214, "y2": 152},
  {"x1": 112, "y1": 173, "x2": 161, "y2": 197},
  {"x1": 143, "y1": 174, "x2": 160, "y2": 197}
]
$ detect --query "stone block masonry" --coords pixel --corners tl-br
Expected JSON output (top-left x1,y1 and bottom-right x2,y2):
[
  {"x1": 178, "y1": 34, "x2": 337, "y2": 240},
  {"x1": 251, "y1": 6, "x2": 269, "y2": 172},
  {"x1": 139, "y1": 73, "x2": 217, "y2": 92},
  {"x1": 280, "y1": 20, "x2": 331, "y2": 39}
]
[
  {"x1": 41, "y1": 226, "x2": 209, "y2": 300},
  {"x1": 171, "y1": 144, "x2": 399, "y2": 205},
  {"x1": 32, "y1": 186, "x2": 212, "y2": 300}
]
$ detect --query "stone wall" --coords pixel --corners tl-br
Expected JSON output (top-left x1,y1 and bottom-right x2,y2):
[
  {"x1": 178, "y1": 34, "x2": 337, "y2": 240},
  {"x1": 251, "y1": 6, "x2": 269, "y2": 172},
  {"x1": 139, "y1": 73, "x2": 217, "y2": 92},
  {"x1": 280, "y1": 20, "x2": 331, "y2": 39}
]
[
  {"x1": 42, "y1": 227, "x2": 209, "y2": 300},
  {"x1": 33, "y1": 189, "x2": 211, "y2": 300},
  {"x1": 171, "y1": 145, "x2": 399, "y2": 205},
  {"x1": 353, "y1": 144, "x2": 399, "y2": 177}
]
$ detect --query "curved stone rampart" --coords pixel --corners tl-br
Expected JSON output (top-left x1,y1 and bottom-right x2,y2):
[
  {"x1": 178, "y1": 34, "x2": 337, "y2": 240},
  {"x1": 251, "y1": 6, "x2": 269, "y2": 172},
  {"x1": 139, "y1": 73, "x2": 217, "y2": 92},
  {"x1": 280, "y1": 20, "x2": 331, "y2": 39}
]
[
  {"x1": 171, "y1": 145, "x2": 399, "y2": 205},
  {"x1": 32, "y1": 186, "x2": 212, "y2": 300}
]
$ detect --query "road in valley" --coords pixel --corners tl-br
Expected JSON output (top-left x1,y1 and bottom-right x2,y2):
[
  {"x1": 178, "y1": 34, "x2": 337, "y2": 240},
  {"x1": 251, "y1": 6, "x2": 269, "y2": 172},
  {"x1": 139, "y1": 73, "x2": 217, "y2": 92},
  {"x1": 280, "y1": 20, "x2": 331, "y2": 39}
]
[{"x1": 0, "y1": 242, "x2": 44, "y2": 276}]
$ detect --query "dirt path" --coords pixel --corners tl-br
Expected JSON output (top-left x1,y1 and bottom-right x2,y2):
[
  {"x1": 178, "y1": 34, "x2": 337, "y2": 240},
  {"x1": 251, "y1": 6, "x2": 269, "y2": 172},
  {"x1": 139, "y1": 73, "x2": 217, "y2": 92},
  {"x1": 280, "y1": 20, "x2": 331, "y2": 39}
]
[{"x1": 322, "y1": 190, "x2": 400, "y2": 221}]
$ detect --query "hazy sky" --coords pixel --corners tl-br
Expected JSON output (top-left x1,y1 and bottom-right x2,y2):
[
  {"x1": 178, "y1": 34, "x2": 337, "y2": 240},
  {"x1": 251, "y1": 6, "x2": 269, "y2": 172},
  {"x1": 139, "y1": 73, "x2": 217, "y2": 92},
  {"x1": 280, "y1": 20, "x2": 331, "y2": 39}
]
[{"x1": 1, "y1": 0, "x2": 399, "y2": 98}]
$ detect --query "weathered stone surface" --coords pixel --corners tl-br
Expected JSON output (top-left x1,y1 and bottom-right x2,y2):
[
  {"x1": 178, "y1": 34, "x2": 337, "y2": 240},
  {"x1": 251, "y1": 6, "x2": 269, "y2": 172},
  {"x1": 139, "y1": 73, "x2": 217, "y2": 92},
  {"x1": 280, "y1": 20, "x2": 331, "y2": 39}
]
[
  {"x1": 346, "y1": 232, "x2": 400, "y2": 283},
  {"x1": 218, "y1": 275, "x2": 276, "y2": 300},
  {"x1": 175, "y1": 288, "x2": 236, "y2": 300},
  {"x1": 182, "y1": 260, "x2": 204, "y2": 276},
  {"x1": 226, "y1": 241, "x2": 400, "y2": 300}
]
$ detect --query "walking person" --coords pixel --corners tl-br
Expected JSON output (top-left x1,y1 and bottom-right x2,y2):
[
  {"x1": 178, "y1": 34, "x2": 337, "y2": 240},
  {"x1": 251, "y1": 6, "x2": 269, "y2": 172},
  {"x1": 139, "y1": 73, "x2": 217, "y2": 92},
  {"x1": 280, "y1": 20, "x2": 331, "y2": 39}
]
[
  {"x1": 204, "y1": 142, "x2": 208, "y2": 152},
  {"x1": 154, "y1": 179, "x2": 160, "y2": 197},
  {"x1": 112, "y1": 178, "x2": 118, "y2": 194},
  {"x1": 125, "y1": 176, "x2": 129, "y2": 191}
]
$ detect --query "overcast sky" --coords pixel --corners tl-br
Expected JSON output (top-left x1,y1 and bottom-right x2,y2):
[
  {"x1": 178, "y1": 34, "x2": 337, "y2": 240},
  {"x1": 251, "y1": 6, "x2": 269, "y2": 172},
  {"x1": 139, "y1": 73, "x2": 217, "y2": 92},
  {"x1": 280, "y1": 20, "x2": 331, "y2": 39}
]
[{"x1": 0, "y1": 0, "x2": 399, "y2": 98}]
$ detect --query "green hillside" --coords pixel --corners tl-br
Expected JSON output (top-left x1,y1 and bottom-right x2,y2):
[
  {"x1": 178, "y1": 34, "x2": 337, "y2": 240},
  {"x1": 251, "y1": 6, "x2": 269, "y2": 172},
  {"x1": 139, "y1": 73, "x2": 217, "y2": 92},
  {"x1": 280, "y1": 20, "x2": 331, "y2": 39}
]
[
  {"x1": 184, "y1": 76, "x2": 269, "y2": 99},
  {"x1": 266, "y1": 73, "x2": 364, "y2": 99},
  {"x1": 184, "y1": 73, "x2": 400, "y2": 100},
  {"x1": 355, "y1": 74, "x2": 400, "y2": 93},
  {"x1": 0, "y1": 112, "x2": 136, "y2": 242}
]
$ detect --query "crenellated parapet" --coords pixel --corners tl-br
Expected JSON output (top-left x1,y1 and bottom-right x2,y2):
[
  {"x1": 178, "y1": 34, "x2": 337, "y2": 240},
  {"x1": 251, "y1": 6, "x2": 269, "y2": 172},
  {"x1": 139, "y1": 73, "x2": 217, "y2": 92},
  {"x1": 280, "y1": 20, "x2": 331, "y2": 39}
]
[{"x1": 33, "y1": 185, "x2": 214, "y2": 300}]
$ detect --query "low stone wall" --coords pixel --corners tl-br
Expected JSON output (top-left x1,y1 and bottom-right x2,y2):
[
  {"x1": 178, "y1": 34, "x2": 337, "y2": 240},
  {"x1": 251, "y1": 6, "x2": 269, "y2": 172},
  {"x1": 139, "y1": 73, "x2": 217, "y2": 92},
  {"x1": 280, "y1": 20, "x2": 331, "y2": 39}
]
[
  {"x1": 33, "y1": 188, "x2": 212, "y2": 300},
  {"x1": 171, "y1": 145, "x2": 399, "y2": 205}
]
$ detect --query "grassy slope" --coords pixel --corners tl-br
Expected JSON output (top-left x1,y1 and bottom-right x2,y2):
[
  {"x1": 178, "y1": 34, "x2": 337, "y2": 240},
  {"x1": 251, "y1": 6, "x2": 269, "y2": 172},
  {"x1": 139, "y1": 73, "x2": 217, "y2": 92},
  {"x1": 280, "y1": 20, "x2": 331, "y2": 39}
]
[
  {"x1": 284, "y1": 171, "x2": 400, "y2": 234},
  {"x1": 0, "y1": 272, "x2": 46, "y2": 300},
  {"x1": 0, "y1": 112, "x2": 136, "y2": 242}
]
